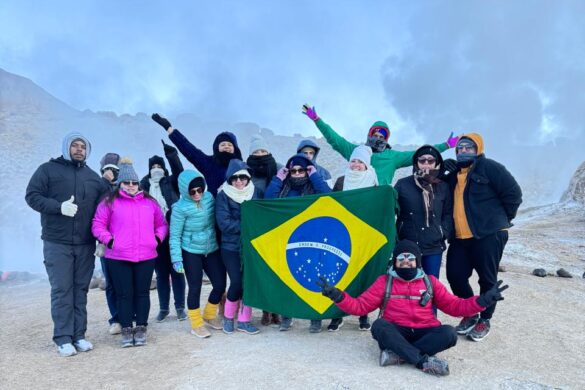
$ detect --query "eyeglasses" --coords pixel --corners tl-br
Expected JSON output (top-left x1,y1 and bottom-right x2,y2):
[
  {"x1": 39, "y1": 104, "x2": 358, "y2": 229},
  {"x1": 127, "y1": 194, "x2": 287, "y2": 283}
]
[
  {"x1": 121, "y1": 181, "x2": 139, "y2": 186},
  {"x1": 456, "y1": 145, "x2": 476, "y2": 152},
  {"x1": 230, "y1": 174, "x2": 250, "y2": 182},
  {"x1": 417, "y1": 157, "x2": 436, "y2": 164},
  {"x1": 289, "y1": 168, "x2": 306, "y2": 175},
  {"x1": 396, "y1": 253, "x2": 417, "y2": 262},
  {"x1": 189, "y1": 188, "x2": 204, "y2": 195}
]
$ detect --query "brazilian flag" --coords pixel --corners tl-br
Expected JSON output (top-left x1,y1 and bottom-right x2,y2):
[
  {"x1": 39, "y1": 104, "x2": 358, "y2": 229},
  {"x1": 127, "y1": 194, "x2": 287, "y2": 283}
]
[{"x1": 241, "y1": 185, "x2": 396, "y2": 319}]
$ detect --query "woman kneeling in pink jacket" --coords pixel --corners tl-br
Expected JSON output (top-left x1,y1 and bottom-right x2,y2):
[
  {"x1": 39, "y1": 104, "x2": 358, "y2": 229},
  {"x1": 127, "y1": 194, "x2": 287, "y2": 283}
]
[{"x1": 92, "y1": 158, "x2": 168, "y2": 348}]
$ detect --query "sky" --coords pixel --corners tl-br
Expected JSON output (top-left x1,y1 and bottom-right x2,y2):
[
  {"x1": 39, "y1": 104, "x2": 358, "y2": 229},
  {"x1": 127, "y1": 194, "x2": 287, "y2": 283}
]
[{"x1": 2, "y1": 1, "x2": 584, "y2": 147}]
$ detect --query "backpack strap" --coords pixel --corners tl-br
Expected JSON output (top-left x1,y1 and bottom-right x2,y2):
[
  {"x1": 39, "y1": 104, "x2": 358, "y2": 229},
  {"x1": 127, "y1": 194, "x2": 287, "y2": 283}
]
[{"x1": 378, "y1": 270, "x2": 394, "y2": 319}]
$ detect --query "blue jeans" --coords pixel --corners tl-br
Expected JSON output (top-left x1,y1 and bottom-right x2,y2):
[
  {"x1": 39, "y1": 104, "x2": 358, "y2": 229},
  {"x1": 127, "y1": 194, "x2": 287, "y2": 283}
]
[
  {"x1": 421, "y1": 253, "x2": 443, "y2": 316},
  {"x1": 421, "y1": 254, "x2": 442, "y2": 280},
  {"x1": 101, "y1": 257, "x2": 119, "y2": 324}
]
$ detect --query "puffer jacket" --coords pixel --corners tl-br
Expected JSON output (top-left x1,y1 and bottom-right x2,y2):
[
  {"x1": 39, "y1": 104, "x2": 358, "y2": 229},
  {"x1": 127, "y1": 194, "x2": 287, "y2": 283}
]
[
  {"x1": 215, "y1": 159, "x2": 262, "y2": 252},
  {"x1": 92, "y1": 191, "x2": 168, "y2": 262},
  {"x1": 336, "y1": 272, "x2": 484, "y2": 329},
  {"x1": 25, "y1": 132, "x2": 109, "y2": 245},
  {"x1": 169, "y1": 170, "x2": 218, "y2": 263}
]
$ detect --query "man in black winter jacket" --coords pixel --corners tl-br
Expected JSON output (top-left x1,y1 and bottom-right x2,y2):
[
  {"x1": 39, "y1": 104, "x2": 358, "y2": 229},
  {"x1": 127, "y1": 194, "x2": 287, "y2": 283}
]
[
  {"x1": 25, "y1": 132, "x2": 108, "y2": 357},
  {"x1": 441, "y1": 132, "x2": 522, "y2": 342}
]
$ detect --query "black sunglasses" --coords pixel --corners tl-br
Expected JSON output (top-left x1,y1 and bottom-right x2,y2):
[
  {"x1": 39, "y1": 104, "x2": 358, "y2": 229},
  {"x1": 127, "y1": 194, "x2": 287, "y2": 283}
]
[
  {"x1": 289, "y1": 168, "x2": 306, "y2": 175},
  {"x1": 417, "y1": 157, "x2": 436, "y2": 164},
  {"x1": 121, "y1": 181, "x2": 139, "y2": 186},
  {"x1": 189, "y1": 188, "x2": 204, "y2": 195},
  {"x1": 230, "y1": 174, "x2": 250, "y2": 182}
]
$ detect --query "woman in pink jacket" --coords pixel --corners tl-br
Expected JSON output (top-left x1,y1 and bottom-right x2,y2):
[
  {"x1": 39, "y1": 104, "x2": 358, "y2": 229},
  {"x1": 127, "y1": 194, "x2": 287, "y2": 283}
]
[
  {"x1": 92, "y1": 158, "x2": 168, "y2": 348},
  {"x1": 318, "y1": 239, "x2": 507, "y2": 377}
]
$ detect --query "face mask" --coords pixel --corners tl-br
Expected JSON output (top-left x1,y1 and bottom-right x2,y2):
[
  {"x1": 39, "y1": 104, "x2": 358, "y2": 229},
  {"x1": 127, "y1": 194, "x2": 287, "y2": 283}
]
[
  {"x1": 395, "y1": 267, "x2": 418, "y2": 281},
  {"x1": 456, "y1": 153, "x2": 477, "y2": 168},
  {"x1": 215, "y1": 151, "x2": 233, "y2": 167},
  {"x1": 150, "y1": 168, "x2": 165, "y2": 181},
  {"x1": 366, "y1": 137, "x2": 388, "y2": 153},
  {"x1": 289, "y1": 176, "x2": 309, "y2": 188}
]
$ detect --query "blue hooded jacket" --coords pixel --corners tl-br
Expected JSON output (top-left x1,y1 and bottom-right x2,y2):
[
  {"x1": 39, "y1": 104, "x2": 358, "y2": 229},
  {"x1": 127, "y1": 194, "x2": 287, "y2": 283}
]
[
  {"x1": 169, "y1": 169, "x2": 218, "y2": 262},
  {"x1": 296, "y1": 139, "x2": 332, "y2": 184}
]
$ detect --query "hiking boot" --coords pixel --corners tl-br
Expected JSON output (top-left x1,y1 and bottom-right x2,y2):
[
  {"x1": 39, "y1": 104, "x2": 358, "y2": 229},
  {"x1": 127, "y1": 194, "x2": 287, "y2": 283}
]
[
  {"x1": 261, "y1": 311, "x2": 271, "y2": 326},
  {"x1": 237, "y1": 321, "x2": 260, "y2": 335},
  {"x1": 204, "y1": 317, "x2": 224, "y2": 330},
  {"x1": 379, "y1": 349, "x2": 403, "y2": 367},
  {"x1": 223, "y1": 318, "x2": 235, "y2": 334},
  {"x1": 327, "y1": 318, "x2": 344, "y2": 332},
  {"x1": 421, "y1": 356, "x2": 450, "y2": 376},
  {"x1": 73, "y1": 339, "x2": 93, "y2": 352},
  {"x1": 121, "y1": 327, "x2": 134, "y2": 348},
  {"x1": 156, "y1": 310, "x2": 170, "y2": 323},
  {"x1": 468, "y1": 319, "x2": 491, "y2": 342},
  {"x1": 57, "y1": 343, "x2": 77, "y2": 357},
  {"x1": 133, "y1": 326, "x2": 147, "y2": 346},
  {"x1": 271, "y1": 313, "x2": 281, "y2": 326},
  {"x1": 279, "y1": 317, "x2": 293, "y2": 331},
  {"x1": 309, "y1": 320, "x2": 322, "y2": 333},
  {"x1": 176, "y1": 308, "x2": 188, "y2": 321},
  {"x1": 455, "y1": 315, "x2": 479, "y2": 335},
  {"x1": 358, "y1": 315, "x2": 371, "y2": 331},
  {"x1": 109, "y1": 322, "x2": 122, "y2": 335},
  {"x1": 191, "y1": 326, "x2": 211, "y2": 338}
]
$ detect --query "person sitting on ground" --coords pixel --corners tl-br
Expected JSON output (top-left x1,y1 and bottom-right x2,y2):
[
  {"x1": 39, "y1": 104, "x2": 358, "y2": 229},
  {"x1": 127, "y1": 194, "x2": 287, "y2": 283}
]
[{"x1": 318, "y1": 239, "x2": 508, "y2": 376}]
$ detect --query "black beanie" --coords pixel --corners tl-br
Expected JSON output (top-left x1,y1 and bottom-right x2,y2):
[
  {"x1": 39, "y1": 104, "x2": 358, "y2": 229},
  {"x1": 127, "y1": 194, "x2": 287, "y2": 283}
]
[
  {"x1": 188, "y1": 177, "x2": 206, "y2": 191},
  {"x1": 148, "y1": 155, "x2": 166, "y2": 170},
  {"x1": 392, "y1": 240, "x2": 422, "y2": 268}
]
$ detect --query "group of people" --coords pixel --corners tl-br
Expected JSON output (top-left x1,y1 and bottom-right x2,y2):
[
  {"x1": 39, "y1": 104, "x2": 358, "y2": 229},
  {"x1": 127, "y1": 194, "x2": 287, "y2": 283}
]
[{"x1": 25, "y1": 104, "x2": 522, "y2": 377}]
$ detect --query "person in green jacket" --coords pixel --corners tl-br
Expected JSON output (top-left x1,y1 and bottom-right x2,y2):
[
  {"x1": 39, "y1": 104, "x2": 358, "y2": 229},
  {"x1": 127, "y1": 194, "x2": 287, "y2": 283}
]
[{"x1": 302, "y1": 104, "x2": 460, "y2": 185}]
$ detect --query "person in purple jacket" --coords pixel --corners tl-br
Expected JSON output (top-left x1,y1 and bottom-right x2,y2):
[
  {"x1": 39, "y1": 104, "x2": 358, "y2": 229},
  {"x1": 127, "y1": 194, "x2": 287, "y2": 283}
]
[
  {"x1": 92, "y1": 158, "x2": 168, "y2": 348},
  {"x1": 151, "y1": 113, "x2": 242, "y2": 196}
]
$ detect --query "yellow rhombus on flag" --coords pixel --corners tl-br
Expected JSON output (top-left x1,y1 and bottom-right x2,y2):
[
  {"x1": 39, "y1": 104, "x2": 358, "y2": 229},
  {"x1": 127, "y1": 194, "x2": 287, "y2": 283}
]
[{"x1": 251, "y1": 195, "x2": 388, "y2": 314}]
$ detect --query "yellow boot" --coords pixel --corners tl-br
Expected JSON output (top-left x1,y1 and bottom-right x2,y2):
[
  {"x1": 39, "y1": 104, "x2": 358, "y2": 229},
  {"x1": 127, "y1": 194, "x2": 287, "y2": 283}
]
[
  {"x1": 188, "y1": 309, "x2": 211, "y2": 338},
  {"x1": 203, "y1": 302, "x2": 223, "y2": 330}
]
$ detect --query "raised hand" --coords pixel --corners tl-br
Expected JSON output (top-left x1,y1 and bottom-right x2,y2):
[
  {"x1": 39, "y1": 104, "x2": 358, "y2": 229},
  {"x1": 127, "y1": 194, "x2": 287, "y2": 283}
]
[
  {"x1": 161, "y1": 139, "x2": 176, "y2": 155},
  {"x1": 446, "y1": 132, "x2": 460, "y2": 148},
  {"x1": 306, "y1": 165, "x2": 317, "y2": 176},
  {"x1": 477, "y1": 280, "x2": 509, "y2": 307},
  {"x1": 151, "y1": 113, "x2": 172, "y2": 131},
  {"x1": 276, "y1": 167, "x2": 289, "y2": 181},
  {"x1": 302, "y1": 104, "x2": 319, "y2": 121},
  {"x1": 316, "y1": 276, "x2": 344, "y2": 303}
]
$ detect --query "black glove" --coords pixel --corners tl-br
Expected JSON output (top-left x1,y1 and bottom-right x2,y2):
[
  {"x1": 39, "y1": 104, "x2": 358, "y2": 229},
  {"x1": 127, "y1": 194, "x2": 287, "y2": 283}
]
[
  {"x1": 477, "y1": 280, "x2": 509, "y2": 307},
  {"x1": 438, "y1": 158, "x2": 459, "y2": 180},
  {"x1": 151, "y1": 113, "x2": 172, "y2": 131},
  {"x1": 161, "y1": 139, "x2": 176, "y2": 155},
  {"x1": 316, "y1": 276, "x2": 344, "y2": 303},
  {"x1": 107, "y1": 238, "x2": 114, "y2": 249}
]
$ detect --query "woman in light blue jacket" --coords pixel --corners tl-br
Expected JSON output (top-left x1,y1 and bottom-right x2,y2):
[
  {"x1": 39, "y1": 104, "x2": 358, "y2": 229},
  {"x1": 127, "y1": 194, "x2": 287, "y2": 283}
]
[{"x1": 169, "y1": 169, "x2": 226, "y2": 338}]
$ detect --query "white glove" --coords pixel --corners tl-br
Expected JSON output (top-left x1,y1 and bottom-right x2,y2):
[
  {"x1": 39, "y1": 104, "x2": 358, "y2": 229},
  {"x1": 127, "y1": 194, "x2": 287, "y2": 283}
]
[
  {"x1": 94, "y1": 243, "x2": 105, "y2": 257},
  {"x1": 61, "y1": 195, "x2": 78, "y2": 217}
]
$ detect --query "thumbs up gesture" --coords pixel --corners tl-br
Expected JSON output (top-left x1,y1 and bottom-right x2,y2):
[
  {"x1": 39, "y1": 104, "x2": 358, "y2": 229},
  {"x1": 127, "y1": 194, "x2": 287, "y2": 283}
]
[{"x1": 61, "y1": 195, "x2": 78, "y2": 217}]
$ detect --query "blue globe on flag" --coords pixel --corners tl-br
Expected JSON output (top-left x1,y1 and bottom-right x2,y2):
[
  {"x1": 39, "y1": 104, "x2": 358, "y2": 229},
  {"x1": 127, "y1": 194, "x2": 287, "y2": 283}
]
[{"x1": 286, "y1": 217, "x2": 352, "y2": 292}]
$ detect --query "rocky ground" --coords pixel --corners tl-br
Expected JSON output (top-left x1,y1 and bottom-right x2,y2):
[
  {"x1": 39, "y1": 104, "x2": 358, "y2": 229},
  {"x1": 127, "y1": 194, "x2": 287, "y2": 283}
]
[{"x1": 1, "y1": 203, "x2": 584, "y2": 389}]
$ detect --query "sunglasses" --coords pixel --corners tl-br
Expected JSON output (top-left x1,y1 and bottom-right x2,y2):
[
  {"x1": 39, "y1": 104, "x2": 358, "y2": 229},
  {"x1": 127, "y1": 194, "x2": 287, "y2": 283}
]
[
  {"x1": 396, "y1": 253, "x2": 417, "y2": 262},
  {"x1": 121, "y1": 181, "x2": 139, "y2": 186},
  {"x1": 417, "y1": 157, "x2": 436, "y2": 164},
  {"x1": 456, "y1": 143, "x2": 476, "y2": 151},
  {"x1": 230, "y1": 174, "x2": 250, "y2": 182},
  {"x1": 189, "y1": 188, "x2": 204, "y2": 195},
  {"x1": 289, "y1": 168, "x2": 306, "y2": 175}
]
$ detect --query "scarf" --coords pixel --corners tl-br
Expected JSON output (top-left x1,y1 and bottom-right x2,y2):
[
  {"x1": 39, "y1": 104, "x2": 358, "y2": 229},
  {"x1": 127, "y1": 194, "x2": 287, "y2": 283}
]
[
  {"x1": 220, "y1": 181, "x2": 255, "y2": 204},
  {"x1": 214, "y1": 151, "x2": 234, "y2": 167},
  {"x1": 149, "y1": 178, "x2": 169, "y2": 214},
  {"x1": 247, "y1": 154, "x2": 277, "y2": 179},
  {"x1": 343, "y1": 167, "x2": 378, "y2": 191},
  {"x1": 413, "y1": 169, "x2": 441, "y2": 227}
]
